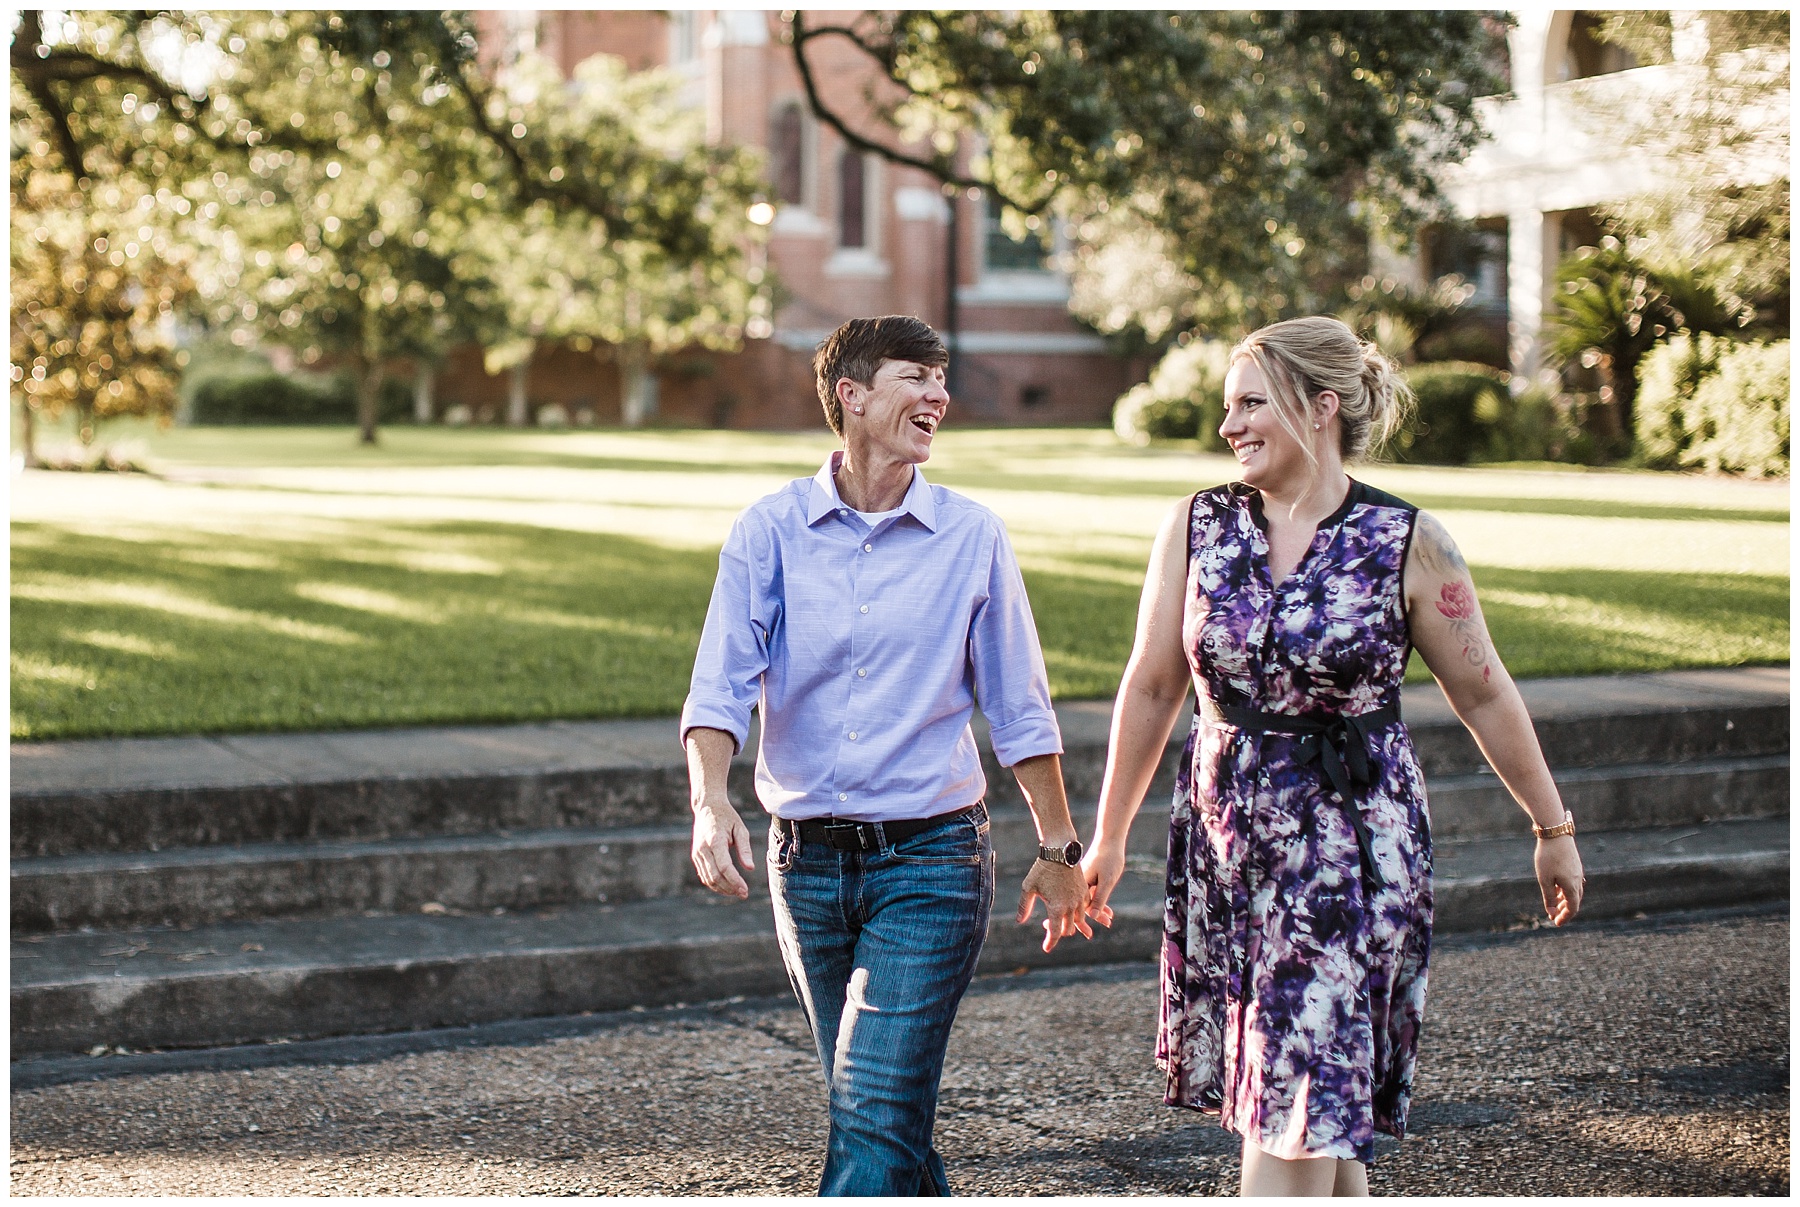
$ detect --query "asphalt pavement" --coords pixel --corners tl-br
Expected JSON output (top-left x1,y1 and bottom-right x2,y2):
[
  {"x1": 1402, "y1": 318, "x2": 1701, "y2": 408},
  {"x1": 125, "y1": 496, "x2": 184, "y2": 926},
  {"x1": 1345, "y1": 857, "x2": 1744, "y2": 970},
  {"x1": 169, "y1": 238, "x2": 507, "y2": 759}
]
[{"x1": 9, "y1": 902, "x2": 1787, "y2": 1196}]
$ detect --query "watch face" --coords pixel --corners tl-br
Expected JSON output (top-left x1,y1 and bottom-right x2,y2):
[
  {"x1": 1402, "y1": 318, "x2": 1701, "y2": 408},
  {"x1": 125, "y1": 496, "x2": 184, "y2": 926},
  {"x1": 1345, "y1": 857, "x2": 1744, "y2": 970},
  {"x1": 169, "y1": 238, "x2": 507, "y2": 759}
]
[{"x1": 1063, "y1": 840, "x2": 1084, "y2": 865}]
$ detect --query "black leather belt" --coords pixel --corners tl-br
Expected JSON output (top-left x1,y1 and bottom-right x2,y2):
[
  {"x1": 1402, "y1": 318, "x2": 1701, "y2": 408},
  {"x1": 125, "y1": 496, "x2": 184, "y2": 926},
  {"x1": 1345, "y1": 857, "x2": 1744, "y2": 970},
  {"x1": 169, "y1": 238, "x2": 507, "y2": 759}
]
[
  {"x1": 1200, "y1": 697, "x2": 1403, "y2": 896},
  {"x1": 776, "y1": 805, "x2": 978, "y2": 853}
]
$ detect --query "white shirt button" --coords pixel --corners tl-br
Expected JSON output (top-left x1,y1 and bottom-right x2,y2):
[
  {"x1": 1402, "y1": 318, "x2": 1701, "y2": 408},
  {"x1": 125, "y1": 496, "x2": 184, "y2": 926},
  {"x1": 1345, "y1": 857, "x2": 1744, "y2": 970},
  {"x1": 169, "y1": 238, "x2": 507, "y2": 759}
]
[
  {"x1": 848, "y1": 731, "x2": 858, "y2": 741},
  {"x1": 838, "y1": 793, "x2": 848, "y2": 802},
  {"x1": 859, "y1": 604, "x2": 869, "y2": 614},
  {"x1": 863, "y1": 543, "x2": 873, "y2": 553},
  {"x1": 856, "y1": 668, "x2": 867, "y2": 678}
]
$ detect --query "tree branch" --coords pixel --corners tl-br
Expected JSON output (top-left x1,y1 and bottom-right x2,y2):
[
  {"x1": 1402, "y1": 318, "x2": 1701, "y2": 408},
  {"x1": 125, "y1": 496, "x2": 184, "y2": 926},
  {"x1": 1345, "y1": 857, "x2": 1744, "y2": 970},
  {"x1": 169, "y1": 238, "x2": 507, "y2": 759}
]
[
  {"x1": 787, "y1": 12, "x2": 1005, "y2": 204},
  {"x1": 13, "y1": 13, "x2": 90, "y2": 179}
]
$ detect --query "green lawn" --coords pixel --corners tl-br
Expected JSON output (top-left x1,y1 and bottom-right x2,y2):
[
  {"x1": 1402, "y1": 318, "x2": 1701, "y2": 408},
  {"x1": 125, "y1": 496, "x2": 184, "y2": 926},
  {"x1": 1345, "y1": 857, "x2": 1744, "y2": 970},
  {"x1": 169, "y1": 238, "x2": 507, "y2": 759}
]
[{"x1": 11, "y1": 424, "x2": 1789, "y2": 740}]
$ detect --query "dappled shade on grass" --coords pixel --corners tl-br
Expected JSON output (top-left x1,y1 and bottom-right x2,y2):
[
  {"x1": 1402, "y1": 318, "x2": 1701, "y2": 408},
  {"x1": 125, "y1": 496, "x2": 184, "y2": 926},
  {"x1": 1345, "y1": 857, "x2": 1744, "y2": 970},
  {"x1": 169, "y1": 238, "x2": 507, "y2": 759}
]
[
  {"x1": 1459, "y1": 566, "x2": 1790, "y2": 681},
  {"x1": 11, "y1": 521, "x2": 716, "y2": 740},
  {"x1": 9, "y1": 425, "x2": 1789, "y2": 740}
]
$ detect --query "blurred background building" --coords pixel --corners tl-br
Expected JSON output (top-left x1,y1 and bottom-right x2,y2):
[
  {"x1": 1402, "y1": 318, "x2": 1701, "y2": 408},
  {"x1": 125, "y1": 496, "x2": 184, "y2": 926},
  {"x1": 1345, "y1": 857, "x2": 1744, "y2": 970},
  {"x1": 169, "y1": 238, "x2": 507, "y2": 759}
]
[
  {"x1": 451, "y1": 9, "x2": 1146, "y2": 430},
  {"x1": 1381, "y1": 10, "x2": 1787, "y2": 391}
]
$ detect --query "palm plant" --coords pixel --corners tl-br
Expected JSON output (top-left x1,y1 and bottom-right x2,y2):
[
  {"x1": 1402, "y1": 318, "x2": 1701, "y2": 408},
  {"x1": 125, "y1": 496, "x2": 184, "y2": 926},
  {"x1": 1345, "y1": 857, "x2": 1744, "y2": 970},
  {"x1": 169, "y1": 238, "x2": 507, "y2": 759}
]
[{"x1": 1542, "y1": 240, "x2": 1675, "y2": 437}]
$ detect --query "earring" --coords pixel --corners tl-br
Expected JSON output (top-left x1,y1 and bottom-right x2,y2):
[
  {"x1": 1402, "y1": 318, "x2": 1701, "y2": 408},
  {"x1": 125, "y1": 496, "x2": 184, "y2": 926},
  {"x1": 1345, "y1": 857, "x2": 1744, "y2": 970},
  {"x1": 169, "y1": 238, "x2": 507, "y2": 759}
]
[
  {"x1": 1313, "y1": 423, "x2": 1321, "y2": 430},
  {"x1": 853, "y1": 406, "x2": 863, "y2": 414}
]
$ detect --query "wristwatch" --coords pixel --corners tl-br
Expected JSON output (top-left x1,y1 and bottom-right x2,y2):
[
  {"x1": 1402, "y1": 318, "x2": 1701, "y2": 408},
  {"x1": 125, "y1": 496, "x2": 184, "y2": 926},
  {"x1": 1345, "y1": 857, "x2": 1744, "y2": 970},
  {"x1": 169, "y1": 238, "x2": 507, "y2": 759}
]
[
  {"x1": 1037, "y1": 838, "x2": 1084, "y2": 866},
  {"x1": 1532, "y1": 811, "x2": 1576, "y2": 840}
]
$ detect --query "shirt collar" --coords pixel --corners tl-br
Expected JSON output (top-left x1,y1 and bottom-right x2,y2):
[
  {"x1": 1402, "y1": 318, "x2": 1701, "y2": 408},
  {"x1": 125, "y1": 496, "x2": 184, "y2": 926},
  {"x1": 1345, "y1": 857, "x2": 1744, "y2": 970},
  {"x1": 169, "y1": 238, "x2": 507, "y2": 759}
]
[{"x1": 806, "y1": 451, "x2": 939, "y2": 532}]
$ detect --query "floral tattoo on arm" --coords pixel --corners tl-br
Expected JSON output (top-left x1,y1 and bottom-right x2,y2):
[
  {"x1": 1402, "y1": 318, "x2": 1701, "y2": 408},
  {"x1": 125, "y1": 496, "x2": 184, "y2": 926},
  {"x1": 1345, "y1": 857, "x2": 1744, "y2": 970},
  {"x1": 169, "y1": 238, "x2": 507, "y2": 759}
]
[{"x1": 1417, "y1": 514, "x2": 1493, "y2": 684}]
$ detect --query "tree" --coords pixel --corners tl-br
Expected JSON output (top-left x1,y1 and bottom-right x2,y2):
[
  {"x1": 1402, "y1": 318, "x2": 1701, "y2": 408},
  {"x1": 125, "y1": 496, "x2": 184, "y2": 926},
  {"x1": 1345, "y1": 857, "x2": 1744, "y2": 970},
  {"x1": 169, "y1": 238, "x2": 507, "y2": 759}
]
[
  {"x1": 12, "y1": 10, "x2": 765, "y2": 443},
  {"x1": 10, "y1": 157, "x2": 190, "y2": 465},
  {"x1": 453, "y1": 52, "x2": 765, "y2": 428},
  {"x1": 788, "y1": 10, "x2": 1507, "y2": 340}
]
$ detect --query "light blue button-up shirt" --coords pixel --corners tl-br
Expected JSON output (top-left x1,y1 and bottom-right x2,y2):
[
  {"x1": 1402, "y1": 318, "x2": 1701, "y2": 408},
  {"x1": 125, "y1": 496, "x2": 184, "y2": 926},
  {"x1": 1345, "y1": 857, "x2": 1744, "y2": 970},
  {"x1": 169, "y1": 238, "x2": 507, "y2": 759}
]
[{"x1": 680, "y1": 452, "x2": 1063, "y2": 822}]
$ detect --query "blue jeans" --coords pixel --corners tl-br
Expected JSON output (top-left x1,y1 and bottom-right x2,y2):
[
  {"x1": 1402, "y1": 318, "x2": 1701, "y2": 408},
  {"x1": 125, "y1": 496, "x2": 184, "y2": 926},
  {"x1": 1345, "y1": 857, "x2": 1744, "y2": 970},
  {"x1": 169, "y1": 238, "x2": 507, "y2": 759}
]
[{"x1": 769, "y1": 803, "x2": 995, "y2": 1197}]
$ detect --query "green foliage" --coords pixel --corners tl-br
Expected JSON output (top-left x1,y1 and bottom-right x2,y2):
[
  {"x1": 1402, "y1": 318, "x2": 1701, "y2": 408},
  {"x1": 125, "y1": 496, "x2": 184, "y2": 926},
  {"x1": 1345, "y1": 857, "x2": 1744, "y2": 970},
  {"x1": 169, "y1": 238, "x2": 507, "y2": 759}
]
[
  {"x1": 1588, "y1": 12, "x2": 1789, "y2": 339},
  {"x1": 11, "y1": 11, "x2": 765, "y2": 446},
  {"x1": 1389, "y1": 362, "x2": 1509, "y2": 464},
  {"x1": 9, "y1": 166, "x2": 190, "y2": 456},
  {"x1": 1543, "y1": 240, "x2": 1674, "y2": 437},
  {"x1": 187, "y1": 370, "x2": 412, "y2": 426},
  {"x1": 1637, "y1": 339, "x2": 1790, "y2": 477},
  {"x1": 793, "y1": 10, "x2": 1507, "y2": 338},
  {"x1": 1341, "y1": 273, "x2": 1479, "y2": 362},
  {"x1": 1636, "y1": 334, "x2": 1730, "y2": 468},
  {"x1": 1111, "y1": 340, "x2": 1232, "y2": 447},
  {"x1": 1473, "y1": 385, "x2": 1588, "y2": 465}
]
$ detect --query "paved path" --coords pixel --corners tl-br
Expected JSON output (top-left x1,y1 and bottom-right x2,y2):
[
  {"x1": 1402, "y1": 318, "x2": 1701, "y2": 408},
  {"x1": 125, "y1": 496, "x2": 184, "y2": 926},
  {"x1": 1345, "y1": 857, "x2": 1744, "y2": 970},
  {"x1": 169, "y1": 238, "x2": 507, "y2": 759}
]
[{"x1": 10, "y1": 905, "x2": 1787, "y2": 1196}]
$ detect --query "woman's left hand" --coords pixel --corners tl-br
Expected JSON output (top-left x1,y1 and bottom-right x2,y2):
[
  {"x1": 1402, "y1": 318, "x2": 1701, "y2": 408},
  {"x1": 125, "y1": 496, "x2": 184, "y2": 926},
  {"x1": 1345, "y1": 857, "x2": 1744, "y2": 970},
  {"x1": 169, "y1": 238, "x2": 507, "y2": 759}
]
[{"x1": 1534, "y1": 835, "x2": 1584, "y2": 926}]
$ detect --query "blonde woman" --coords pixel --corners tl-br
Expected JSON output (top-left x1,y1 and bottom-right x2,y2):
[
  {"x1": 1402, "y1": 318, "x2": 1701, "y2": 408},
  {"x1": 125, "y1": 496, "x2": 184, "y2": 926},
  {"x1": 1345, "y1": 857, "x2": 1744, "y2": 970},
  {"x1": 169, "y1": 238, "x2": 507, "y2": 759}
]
[{"x1": 1082, "y1": 316, "x2": 1585, "y2": 1195}]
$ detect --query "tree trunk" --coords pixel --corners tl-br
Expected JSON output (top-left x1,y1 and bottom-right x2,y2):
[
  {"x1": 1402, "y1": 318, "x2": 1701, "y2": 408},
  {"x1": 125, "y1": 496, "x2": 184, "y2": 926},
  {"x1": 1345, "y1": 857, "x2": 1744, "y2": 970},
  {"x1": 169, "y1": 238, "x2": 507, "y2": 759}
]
[
  {"x1": 19, "y1": 399, "x2": 40, "y2": 469},
  {"x1": 412, "y1": 361, "x2": 436, "y2": 424},
  {"x1": 507, "y1": 360, "x2": 530, "y2": 427},
  {"x1": 355, "y1": 360, "x2": 385, "y2": 445},
  {"x1": 618, "y1": 343, "x2": 657, "y2": 428}
]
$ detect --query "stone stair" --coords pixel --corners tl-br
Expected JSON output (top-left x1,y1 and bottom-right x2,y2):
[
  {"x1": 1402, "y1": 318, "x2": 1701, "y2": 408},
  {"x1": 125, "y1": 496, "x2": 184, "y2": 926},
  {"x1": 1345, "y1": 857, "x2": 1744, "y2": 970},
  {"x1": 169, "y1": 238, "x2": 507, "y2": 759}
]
[{"x1": 11, "y1": 668, "x2": 1787, "y2": 1057}]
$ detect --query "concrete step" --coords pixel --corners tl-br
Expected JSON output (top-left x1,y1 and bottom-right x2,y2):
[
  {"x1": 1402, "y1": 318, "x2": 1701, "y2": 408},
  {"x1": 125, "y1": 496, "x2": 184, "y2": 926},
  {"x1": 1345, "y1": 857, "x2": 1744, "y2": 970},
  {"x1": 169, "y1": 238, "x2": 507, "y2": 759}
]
[
  {"x1": 10, "y1": 822, "x2": 733, "y2": 933},
  {"x1": 24, "y1": 745, "x2": 1785, "y2": 933},
  {"x1": 10, "y1": 817, "x2": 1786, "y2": 1057},
  {"x1": 13, "y1": 669, "x2": 1788, "y2": 858},
  {"x1": 14, "y1": 736, "x2": 1788, "y2": 934},
  {"x1": 1418, "y1": 753, "x2": 1789, "y2": 841}
]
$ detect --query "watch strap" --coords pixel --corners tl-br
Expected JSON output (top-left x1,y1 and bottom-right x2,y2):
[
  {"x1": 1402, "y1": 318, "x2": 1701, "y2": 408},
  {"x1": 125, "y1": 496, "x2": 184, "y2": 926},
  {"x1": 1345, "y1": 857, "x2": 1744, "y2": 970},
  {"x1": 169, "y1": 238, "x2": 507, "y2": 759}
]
[{"x1": 1532, "y1": 811, "x2": 1576, "y2": 840}]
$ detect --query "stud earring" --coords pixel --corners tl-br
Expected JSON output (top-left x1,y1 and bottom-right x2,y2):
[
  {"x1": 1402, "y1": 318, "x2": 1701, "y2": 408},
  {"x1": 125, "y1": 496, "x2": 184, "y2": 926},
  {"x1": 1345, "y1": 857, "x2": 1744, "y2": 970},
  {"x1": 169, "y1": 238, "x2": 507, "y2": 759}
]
[{"x1": 854, "y1": 406, "x2": 863, "y2": 414}]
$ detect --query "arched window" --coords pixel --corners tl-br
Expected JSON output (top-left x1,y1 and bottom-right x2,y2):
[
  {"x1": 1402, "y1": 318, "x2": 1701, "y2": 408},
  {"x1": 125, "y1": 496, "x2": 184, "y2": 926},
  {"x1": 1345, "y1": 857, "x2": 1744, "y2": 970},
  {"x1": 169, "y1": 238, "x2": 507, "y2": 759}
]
[
  {"x1": 838, "y1": 150, "x2": 866, "y2": 249},
  {"x1": 770, "y1": 102, "x2": 805, "y2": 206}
]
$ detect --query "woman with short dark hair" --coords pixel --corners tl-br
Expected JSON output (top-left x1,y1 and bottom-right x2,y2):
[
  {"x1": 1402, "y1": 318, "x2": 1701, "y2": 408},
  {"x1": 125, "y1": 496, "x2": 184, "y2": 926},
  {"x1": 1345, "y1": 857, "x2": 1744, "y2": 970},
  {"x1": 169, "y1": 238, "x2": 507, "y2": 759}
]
[{"x1": 683, "y1": 315, "x2": 1094, "y2": 1195}]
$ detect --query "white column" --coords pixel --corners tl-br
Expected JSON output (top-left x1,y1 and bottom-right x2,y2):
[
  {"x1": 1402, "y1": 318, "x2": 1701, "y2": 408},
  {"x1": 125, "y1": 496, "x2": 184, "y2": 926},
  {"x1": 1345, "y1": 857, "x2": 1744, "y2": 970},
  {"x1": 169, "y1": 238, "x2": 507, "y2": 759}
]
[{"x1": 1506, "y1": 208, "x2": 1560, "y2": 389}]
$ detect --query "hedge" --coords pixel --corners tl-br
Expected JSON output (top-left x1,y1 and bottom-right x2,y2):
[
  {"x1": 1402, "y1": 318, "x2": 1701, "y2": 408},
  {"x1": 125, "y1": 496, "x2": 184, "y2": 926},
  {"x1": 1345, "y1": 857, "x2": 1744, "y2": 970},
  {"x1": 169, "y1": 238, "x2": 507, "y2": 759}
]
[{"x1": 186, "y1": 369, "x2": 412, "y2": 425}]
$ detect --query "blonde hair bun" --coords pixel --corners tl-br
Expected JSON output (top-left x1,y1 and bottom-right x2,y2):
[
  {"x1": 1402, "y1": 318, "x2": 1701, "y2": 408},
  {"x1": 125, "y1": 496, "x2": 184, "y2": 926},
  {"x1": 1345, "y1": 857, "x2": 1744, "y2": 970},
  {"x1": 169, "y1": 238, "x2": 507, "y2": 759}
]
[{"x1": 1232, "y1": 316, "x2": 1413, "y2": 461}]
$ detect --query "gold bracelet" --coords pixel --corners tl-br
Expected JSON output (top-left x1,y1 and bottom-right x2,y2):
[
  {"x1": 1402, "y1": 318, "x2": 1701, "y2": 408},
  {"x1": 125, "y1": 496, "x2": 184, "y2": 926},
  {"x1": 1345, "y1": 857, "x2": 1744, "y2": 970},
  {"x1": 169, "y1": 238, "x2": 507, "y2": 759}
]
[{"x1": 1532, "y1": 811, "x2": 1575, "y2": 840}]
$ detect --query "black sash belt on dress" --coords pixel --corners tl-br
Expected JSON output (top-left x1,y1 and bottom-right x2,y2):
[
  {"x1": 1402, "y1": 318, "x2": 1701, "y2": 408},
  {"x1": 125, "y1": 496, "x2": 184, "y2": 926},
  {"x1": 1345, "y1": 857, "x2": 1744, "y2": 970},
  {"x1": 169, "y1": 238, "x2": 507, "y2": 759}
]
[{"x1": 1200, "y1": 698, "x2": 1402, "y2": 898}]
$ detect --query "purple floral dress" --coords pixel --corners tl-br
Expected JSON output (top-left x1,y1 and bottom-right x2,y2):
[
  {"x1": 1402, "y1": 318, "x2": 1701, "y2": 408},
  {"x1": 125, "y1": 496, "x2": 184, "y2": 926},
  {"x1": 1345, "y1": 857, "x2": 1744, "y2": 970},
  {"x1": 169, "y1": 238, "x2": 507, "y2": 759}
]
[{"x1": 1158, "y1": 480, "x2": 1432, "y2": 1164}]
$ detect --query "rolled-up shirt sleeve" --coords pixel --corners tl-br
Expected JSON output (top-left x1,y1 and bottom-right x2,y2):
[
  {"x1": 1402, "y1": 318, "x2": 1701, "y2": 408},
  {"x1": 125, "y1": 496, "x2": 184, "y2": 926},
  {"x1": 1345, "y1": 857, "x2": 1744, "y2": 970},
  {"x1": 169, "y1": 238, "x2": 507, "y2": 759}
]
[
  {"x1": 680, "y1": 515, "x2": 774, "y2": 755},
  {"x1": 968, "y1": 520, "x2": 1063, "y2": 767}
]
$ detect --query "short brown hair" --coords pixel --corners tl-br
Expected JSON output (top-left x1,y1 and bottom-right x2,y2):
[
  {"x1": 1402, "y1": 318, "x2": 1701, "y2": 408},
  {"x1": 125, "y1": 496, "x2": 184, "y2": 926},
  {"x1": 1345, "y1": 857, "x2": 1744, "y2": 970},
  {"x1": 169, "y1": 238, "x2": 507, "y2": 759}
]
[{"x1": 813, "y1": 316, "x2": 948, "y2": 436}]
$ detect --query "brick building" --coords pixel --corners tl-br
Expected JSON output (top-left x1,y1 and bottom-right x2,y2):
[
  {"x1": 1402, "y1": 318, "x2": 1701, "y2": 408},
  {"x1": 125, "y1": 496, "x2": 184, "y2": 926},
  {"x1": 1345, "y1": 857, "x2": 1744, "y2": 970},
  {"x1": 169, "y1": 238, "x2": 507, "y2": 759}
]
[{"x1": 441, "y1": 10, "x2": 1146, "y2": 430}]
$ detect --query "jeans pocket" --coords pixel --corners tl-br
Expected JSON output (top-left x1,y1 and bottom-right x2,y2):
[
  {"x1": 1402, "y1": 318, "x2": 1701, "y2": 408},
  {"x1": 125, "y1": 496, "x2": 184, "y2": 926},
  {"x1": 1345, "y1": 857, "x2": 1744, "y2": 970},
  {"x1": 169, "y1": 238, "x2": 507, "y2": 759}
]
[{"x1": 887, "y1": 810, "x2": 989, "y2": 866}]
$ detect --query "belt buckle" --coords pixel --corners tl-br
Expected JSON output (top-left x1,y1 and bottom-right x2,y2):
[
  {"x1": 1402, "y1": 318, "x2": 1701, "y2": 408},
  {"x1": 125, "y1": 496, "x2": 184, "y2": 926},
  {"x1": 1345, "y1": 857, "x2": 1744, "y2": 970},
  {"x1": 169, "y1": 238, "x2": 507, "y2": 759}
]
[{"x1": 823, "y1": 820, "x2": 875, "y2": 852}]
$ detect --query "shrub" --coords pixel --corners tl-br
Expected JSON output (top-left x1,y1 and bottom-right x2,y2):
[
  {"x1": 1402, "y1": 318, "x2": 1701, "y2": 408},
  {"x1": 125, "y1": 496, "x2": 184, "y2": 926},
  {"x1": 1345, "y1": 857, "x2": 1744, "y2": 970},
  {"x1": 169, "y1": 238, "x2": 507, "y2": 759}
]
[
  {"x1": 1679, "y1": 340, "x2": 1788, "y2": 476},
  {"x1": 186, "y1": 369, "x2": 412, "y2": 425},
  {"x1": 1112, "y1": 339, "x2": 1232, "y2": 448},
  {"x1": 1388, "y1": 361, "x2": 1510, "y2": 464},
  {"x1": 1475, "y1": 386, "x2": 1606, "y2": 465},
  {"x1": 1636, "y1": 334, "x2": 1730, "y2": 469}
]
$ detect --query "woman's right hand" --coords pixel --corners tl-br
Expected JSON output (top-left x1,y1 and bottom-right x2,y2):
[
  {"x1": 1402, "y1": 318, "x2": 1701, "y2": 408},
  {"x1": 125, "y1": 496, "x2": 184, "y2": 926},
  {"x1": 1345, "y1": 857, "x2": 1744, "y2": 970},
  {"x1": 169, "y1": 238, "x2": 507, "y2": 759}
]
[
  {"x1": 1081, "y1": 840, "x2": 1129, "y2": 929},
  {"x1": 1534, "y1": 833, "x2": 1584, "y2": 926}
]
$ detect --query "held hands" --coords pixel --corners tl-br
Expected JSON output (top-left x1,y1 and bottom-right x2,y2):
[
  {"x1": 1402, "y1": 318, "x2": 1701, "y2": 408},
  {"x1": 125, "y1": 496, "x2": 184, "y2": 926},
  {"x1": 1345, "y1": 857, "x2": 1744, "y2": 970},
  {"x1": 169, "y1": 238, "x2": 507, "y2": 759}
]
[
  {"x1": 1080, "y1": 840, "x2": 1128, "y2": 931},
  {"x1": 1535, "y1": 834, "x2": 1584, "y2": 927},
  {"x1": 690, "y1": 795, "x2": 755, "y2": 900},
  {"x1": 1017, "y1": 859, "x2": 1094, "y2": 953}
]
